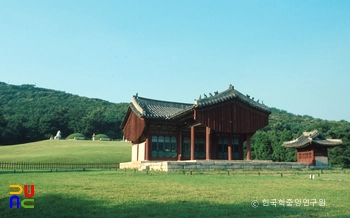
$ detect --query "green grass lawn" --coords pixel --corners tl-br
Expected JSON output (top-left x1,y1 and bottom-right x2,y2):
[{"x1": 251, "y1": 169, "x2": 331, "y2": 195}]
[
  {"x1": 1, "y1": 170, "x2": 349, "y2": 218},
  {"x1": 1, "y1": 141, "x2": 349, "y2": 217},
  {"x1": 0, "y1": 140, "x2": 131, "y2": 163}
]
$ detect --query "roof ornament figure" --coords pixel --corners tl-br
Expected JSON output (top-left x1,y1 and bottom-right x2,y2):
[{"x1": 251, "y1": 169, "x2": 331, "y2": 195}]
[
  {"x1": 204, "y1": 93, "x2": 207, "y2": 98},
  {"x1": 198, "y1": 95, "x2": 202, "y2": 100},
  {"x1": 229, "y1": 84, "x2": 234, "y2": 90},
  {"x1": 252, "y1": 97, "x2": 254, "y2": 100},
  {"x1": 209, "y1": 93, "x2": 213, "y2": 97},
  {"x1": 135, "y1": 93, "x2": 138, "y2": 98},
  {"x1": 246, "y1": 94, "x2": 250, "y2": 98},
  {"x1": 214, "y1": 91, "x2": 218, "y2": 96}
]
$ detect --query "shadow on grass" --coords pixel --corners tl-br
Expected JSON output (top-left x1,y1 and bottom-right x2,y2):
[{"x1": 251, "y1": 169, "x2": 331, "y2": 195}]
[{"x1": 0, "y1": 194, "x2": 332, "y2": 218}]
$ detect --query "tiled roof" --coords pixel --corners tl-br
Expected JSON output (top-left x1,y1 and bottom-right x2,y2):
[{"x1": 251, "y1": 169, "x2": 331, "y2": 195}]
[
  {"x1": 194, "y1": 84, "x2": 270, "y2": 113},
  {"x1": 282, "y1": 130, "x2": 342, "y2": 148},
  {"x1": 131, "y1": 96, "x2": 193, "y2": 119},
  {"x1": 129, "y1": 84, "x2": 270, "y2": 119}
]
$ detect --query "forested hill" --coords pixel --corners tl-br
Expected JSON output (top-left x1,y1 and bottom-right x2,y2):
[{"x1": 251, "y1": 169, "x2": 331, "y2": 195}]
[
  {"x1": 251, "y1": 108, "x2": 350, "y2": 167},
  {"x1": 0, "y1": 82, "x2": 349, "y2": 167},
  {"x1": 0, "y1": 82, "x2": 128, "y2": 145}
]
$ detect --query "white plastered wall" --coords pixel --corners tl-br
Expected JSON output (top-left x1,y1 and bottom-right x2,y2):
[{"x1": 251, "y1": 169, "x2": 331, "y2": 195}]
[
  {"x1": 131, "y1": 142, "x2": 146, "y2": 161},
  {"x1": 132, "y1": 144, "x2": 138, "y2": 161},
  {"x1": 138, "y1": 142, "x2": 145, "y2": 161}
]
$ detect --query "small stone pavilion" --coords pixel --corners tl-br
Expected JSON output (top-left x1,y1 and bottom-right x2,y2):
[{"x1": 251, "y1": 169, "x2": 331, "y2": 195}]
[{"x1": 282, "y1": 130, "x2": 342, "y2": 168}]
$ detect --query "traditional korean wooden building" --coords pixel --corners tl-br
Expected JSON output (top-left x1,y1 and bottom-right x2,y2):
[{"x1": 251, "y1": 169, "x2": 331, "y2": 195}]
[
  {"x1": 282, "y1": 130, "x2": 342, "y2": 167},
  {"x1": 120, "y1": 85, "x2": 271, "y2": 162}
]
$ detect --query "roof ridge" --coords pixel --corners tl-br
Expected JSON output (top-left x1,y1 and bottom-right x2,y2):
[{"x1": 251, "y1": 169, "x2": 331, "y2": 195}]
[
  {"x1": 129, "y1": 84, "x2": 271, "y2": 118},
  {"x1": 136, "y1": 96, "x2": 193, "y2": 106},
  {"x1": 302, "y1": 130, "x2": 319, "y2": 138}
]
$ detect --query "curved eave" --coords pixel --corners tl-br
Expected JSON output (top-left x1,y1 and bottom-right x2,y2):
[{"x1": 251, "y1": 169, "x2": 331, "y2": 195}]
[
  {"x1": 313, "y1": 139, "x2": 343, "y2": 147},
  {"x1": 282, "y1": 139, "x2": 312, "y2": 148},
  {"x1": 282, "y1": 139, "x2": 342, "y2": 148},
  {"x1": 131, "y1": 96, "x2": 145, "y2": 117}
]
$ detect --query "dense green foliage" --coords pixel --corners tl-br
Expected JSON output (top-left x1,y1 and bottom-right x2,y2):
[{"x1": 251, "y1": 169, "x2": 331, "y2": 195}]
[
  {"x1": 250, "y1": 108, "x2": 350, "y2": 167},
  {"x1": 0, "y1": 82, "x2": 128, "y2": 145},
  {"x1": 0, "y1": 82, "x2": 349, "y2": 167}
]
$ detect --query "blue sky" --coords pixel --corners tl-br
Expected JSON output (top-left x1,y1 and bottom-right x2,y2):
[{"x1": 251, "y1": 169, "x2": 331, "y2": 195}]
[{"x1": 1, "y1": 1, "x2": 349, "y2": 121}]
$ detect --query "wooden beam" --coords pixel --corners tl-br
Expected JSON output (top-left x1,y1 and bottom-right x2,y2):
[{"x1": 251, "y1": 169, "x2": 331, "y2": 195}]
[
  {"x1": 145, "y1": 134, "x2": 150, "y2": 161},
  {"x1": 177, "y1": 131, "x2": 182, "y2": 161}
]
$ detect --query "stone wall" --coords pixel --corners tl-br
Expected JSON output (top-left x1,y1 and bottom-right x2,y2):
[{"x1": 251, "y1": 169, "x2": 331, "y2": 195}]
[
  {"x1": 315, "y1": 156, "x2": 328, "y2": 166},
  {"x1": 120, "y1": 160, "x2": 309, "y2": 172}
]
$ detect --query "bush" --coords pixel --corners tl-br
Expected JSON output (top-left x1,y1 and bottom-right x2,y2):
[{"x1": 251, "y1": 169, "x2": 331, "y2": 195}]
[
  {"x1": 66, "y1": 133, "x2": 86, "y2": 140},
  {"x1": 94, "y1": 134, "x2": 110, "y2": 140}
]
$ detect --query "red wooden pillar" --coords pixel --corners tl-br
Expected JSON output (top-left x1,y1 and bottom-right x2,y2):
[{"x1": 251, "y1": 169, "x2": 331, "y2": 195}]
[
  {"x1": 190, "y1": 126, "x2": 195, "y2": 160},
  {"x1": 177, "y1": 131, "x2": 182, "y2": 161},
  {"x1": 246, "y1": 133, "x2": 251, "y2": 160},
  {"x1": 145, "y1": 129, "x2": 150, "y2": 161},
  {"x1": 228, "y1": 135, "x2": 232, "y2": 161},
  {"x1": 297, "y1": 151, "x2": 300, "y2": 162},
  {"x1": 206, "y1": 126, "x2": 211, "y2": 160}
]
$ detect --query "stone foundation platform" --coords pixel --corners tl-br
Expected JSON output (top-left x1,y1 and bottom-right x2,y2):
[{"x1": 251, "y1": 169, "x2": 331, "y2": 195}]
[{"x1": 120, "y1": 160, "x2": 309, "y2": 172}]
